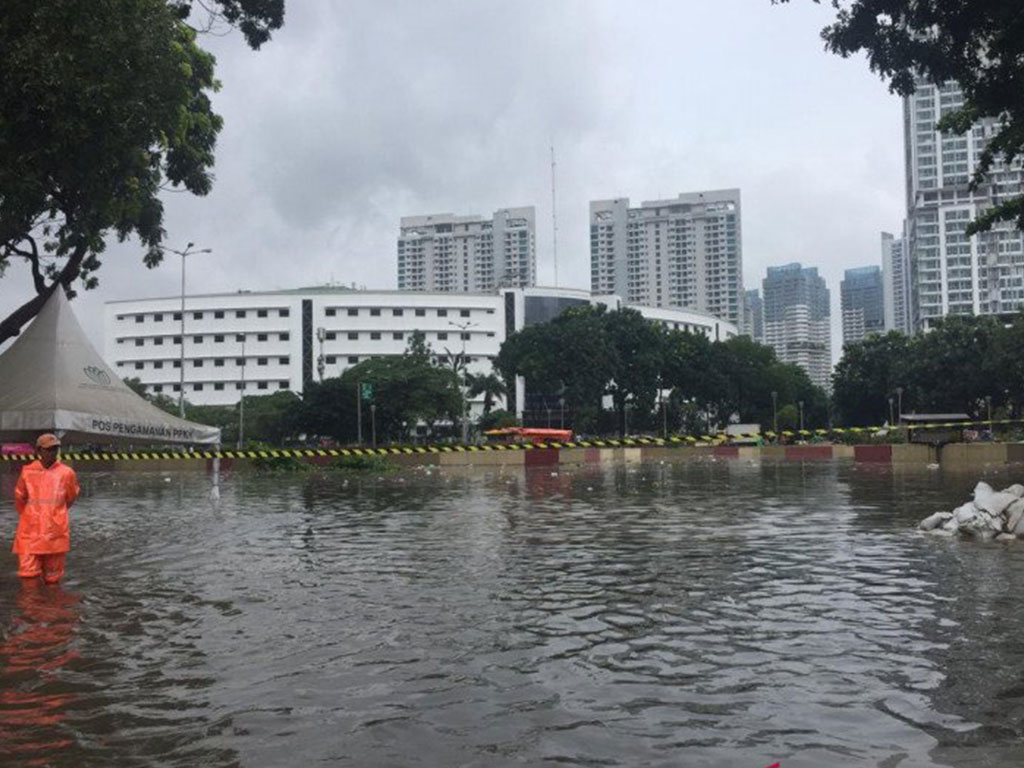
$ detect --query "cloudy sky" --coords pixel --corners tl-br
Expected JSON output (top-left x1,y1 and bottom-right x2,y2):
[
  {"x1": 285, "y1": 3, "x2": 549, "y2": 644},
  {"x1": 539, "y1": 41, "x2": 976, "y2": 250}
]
[{"x1": 2, "y1": 0, "x2": 905, "y2": 361}]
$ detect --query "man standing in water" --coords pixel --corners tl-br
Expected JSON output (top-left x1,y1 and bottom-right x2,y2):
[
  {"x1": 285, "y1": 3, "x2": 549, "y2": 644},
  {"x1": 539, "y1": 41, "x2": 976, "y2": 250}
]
[{"x1": 12, "y1": 434, "x2": 80, "y2": 584}]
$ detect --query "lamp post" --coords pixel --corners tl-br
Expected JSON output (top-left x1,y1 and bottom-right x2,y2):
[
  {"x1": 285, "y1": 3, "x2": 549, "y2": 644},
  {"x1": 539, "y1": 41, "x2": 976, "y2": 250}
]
[
  {"x1": 771, "y1": 390, "x2": 778, "y2": 435},
  {"x1": 888, "y1": 396, "x2": 894, "y2": 426},
  {"x1": 370, "y1": 403, "x2": 377, "y2": 448},
  {"x1": 986, "y1": 395, "x2": 993, "y2": 426},
  {"x1": 449, "y1": 320, "x2": 477, "y2": 443},
  {"x1": 164, "y1": 242, "x2": 212, "y2": 418},
  {"x1": 896, "y1": 386, "x2": 904, "y2": 422},
  {"x1": 237, "y1": 333, "x2": 246, "y2": 449},
  {"x1": 798, "y1": 400, "x2": 804, "y2": 433}
]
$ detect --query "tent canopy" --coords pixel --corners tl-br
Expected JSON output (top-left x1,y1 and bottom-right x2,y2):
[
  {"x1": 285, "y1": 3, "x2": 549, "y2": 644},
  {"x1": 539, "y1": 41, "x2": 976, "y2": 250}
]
[{"x1": 0, "y1": 289, "x2": 221, "y2": 445}]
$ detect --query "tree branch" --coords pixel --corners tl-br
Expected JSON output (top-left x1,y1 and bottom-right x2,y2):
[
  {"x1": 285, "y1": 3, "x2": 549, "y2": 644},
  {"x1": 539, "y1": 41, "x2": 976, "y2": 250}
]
[
  {"x1": 0, "y1": 240, "x2": 87, "y2": 345},
  {"x1": 10, "y1": 236, "x2": 46, "y2": 293}
]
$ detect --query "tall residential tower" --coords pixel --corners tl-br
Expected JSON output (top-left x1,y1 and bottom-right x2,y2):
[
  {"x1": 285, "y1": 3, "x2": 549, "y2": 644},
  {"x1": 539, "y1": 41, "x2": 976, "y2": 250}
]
[
  {"x1": 840, "y1": 266, "x2": 884, "y2": 346},
  {"x1": 397, "y1": 207, "x2": 536, "y2": 292},
  {"x1": 904, "y1": 81, "x2": 1024, "y2": 329},
  {"x1": 590, "y1": 189, "x2": 743, "y2": 325},
  {"x1": 762, "y1": 263, "x2": 831, "y2": 390},
  {"x1": 881, "y1": 230, "x2": 912, "y2": 334}
]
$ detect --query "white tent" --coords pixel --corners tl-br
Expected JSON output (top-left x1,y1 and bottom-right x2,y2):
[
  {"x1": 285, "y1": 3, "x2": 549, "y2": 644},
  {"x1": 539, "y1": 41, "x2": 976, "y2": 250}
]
[{"x1": 0, "y1": 289, "x2": 220, "y2": 445}]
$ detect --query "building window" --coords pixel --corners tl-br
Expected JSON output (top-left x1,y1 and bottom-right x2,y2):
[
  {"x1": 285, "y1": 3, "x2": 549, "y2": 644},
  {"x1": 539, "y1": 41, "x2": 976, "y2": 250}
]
[
  {"x1": 279, "y1": 332, "x2": 289, "y2": 341},
  {"x1": 460, "y1": 309, "x2": 470, "y2": 317},
  {"x1": 393, "y1": 332, "x2": 403, "y2": 340},
  {"x1": 173, "y1": 384, "x2": 180, "y2": 392},
  {"x1": 257, "y1": 309, "x2": 268, "y2": 318},
  {"x1": 236, "y1": 333, "x2": 245, "y2": 342},
  {"x1": 370, "y1": 308, "x2": 381, "y2": 316},
  {"x1": 279, "y1": 308, "x2": 289, "y2": 318},
  {"x1": 173, "y1": 336, "x2": 181, "y2": 344},
  {"x1": 325, "y1": 355, "x2": 337, "y2": 364},
  {"x1": 193, "y1": 311, "x2": 203, "y2": 320},
  {"x1": 437, "y1": 309, "x2": 448, "y2": 317},
  {"x1": 370, "y1": 332, "x2": 381, "y2": 340},
  {"x1": 326, "y1": 331, "x2": 337, "y2": 340},
  {"x1": 347, "y1": 332, "x2": 358, "y2": 340},
  {"x1": 438, "y1": 332, "x2": 448, "y2": 340},
  {"x1": 236, "y1": 358, "x2": 244, "y2": 365},
  {"x1": 415, "y1": 308, "x2": 425, "y2": 317},
  {"x1": 154, "y1": 313, "x2": 163, "y2": 322},
  {"x1": 194, "y1": 383, "x2": 203, "y2": 392},
  {"x1": 154, "y1": 361, "x2": 163, "y2": 369},
  {"x1": 154, "y1": 337, "x2": 163, "y2": 345},
  {"x1": 325, "y1": 308, "x2": 336, "y2": 316},
  {"x1": 347, "y1": 308, "x2": 358, "y2": 316},
  {"x1": 258, "y1": 381, "x2": 268, "y2": 390},
  {"x1": 257, "y1": 333, "x2": 267, "y2": 342},
  {"x1": 214, "y1": 334, "x2": 224, "y2": 342},
  {"x1": 461, "y1": 332, "x2": 470, "y2": 341},
  {"x1": 173, "y1": 360, "x2": 181, "y2": 369},
  {"x1": 153, "y1": 384, "x2": 163, "y2": 393},
  {"x1": 135, "y1": 315, "x2": 144, "y2": 323},
  {"x1": 236, "y1": 382, "x2": 243, "y2": 390},
  {"x1": 214, "y1": 310, "x2": 224, "y2": 319},
  {"x1": 194, "y1": 335, "x2": 203, "y2": 343},
  {"x1": 393, "y1": 308, "x2": 404, "y2": 316},
  {"x1": 257, "y1": 357, "x2": 267, "y2": 366},
  {"x1": 278, "y1": 381, "x2": 288, "y2": 389},
  {"x1": 348, "y1": 355, "x2": 358, "y2": 364},
  {"x1": 236, "y1": 310, "x2": 246, "y2": 318},
  {"x1": 279, "y1": 356, "x2": 289, "y2": 364},
  {"x1": 215, "y1": 359, "x2": 225, "y2": 367},
  {"x1": 134, "y1": 362, "x2": 143, "y2": 370},
  {"x1": 214, "y1": 382, "x2": 225, "y2": 391},
  {"x1": 135, "y1": 338, "x2": 144, "y2": 347},
  {"x1": 194, "y1": 359, "x2": 204, "y2": 367}
]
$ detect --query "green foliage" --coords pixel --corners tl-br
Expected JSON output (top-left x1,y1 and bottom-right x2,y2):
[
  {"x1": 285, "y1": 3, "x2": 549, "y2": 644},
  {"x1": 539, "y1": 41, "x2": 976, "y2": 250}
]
[
  {"x1": 777, "y1": 0, "x2": 1024, "y2": 233},
  {"x1": 479, "y1": 409, "x2": 519, "y2": 432},
  {"x1": 466, "y1": 372, "x2": 507, "y2": 417},
  {"x1": 0, "y1": 0, "x2": 282, "y2": 344},
  {"x1": 238, "y1": 390, "x2": 301, "y2": 445},
  {"x1": 832, "y1": 314, "x2": 1024, "y2": 425},
  {"x1": 301, "y1": 330, "x2": 464, "y2": 444},
  {"x1": 246, "y1": 441, "x2": 311, "y2": 473},
  {"x1": 497, "y1": 306, "x2": 829, "y2": 436},
  {"x1": 331, "y1": 454, "x2": 394, "y2": 473}
]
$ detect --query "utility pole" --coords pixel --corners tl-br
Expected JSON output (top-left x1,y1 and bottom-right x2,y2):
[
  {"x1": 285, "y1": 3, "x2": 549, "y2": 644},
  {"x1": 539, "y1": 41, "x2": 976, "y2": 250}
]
[
  {"x1": 550, "y1": 144, "x2": 559, "y2": 287},
  {"x1": 356, "y1": 381, "x2": 363, "y2": 445},
  {"x1": 164, "y1": 242, "x2": 211, "y2": 418}
]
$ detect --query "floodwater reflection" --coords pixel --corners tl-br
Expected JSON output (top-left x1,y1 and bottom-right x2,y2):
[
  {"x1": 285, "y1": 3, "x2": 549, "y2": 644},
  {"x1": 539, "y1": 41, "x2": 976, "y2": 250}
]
[{"x1": 2, "y1": 460, "x2": 1024, "y2": 767}]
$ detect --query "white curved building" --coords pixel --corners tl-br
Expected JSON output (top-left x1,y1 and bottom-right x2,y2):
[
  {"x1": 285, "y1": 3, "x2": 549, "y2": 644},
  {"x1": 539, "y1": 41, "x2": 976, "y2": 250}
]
[{"x1": 104, "y1": 286, "x2": 737, "y2": 416}]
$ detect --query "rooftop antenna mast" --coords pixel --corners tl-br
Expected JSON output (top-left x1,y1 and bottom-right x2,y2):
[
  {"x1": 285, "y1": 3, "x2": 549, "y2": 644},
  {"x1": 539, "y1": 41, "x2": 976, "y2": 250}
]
[{"x1": 550, "y1": 144, "x2": 559, "y2": 287}]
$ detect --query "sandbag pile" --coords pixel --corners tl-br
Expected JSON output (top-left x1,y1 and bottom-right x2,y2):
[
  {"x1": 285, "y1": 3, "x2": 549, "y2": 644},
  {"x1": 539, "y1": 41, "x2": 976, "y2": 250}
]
[{"x1": 919, "y1": 481, "x2": 1024, "y2": 539}]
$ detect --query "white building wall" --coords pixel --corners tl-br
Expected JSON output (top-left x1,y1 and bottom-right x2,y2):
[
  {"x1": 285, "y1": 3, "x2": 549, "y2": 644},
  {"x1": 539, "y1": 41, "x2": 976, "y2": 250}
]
[{"x1": 106, "y1": 287, "x2": 739, "y2": 417}]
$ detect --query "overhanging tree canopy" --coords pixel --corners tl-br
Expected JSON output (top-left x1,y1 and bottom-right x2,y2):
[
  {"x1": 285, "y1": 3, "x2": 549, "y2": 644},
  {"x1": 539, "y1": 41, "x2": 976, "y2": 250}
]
[{"x1": 0, "y1": 0, "x2": 283, "y2": 345}]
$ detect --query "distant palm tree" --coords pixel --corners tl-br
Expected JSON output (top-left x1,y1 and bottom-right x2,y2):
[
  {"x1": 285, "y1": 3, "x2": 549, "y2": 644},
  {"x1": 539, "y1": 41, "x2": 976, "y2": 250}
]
[{"x1": 466, "y1": 373, "x2": 508, "y2": 417}]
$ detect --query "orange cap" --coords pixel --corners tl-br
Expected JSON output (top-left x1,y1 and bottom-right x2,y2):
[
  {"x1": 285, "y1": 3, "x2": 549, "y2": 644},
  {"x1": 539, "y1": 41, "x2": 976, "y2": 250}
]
[{"x1": 36, "y1": 433, "x2": 61, "y2": 449}]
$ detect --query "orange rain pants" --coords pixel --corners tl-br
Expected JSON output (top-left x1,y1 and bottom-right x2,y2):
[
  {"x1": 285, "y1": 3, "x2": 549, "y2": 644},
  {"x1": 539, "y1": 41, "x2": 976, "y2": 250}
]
[{"x1": 13, "y1": 460, "x2": 80, "y2": 583}]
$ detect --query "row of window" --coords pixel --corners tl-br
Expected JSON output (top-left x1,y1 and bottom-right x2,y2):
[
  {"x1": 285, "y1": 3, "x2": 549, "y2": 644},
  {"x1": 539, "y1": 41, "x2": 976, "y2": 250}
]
[
  {"x1": 120, "y1": 356, "x2": 289, "y2": 370},
  {"x1": 320, "y1": 330, "x2": 487, "y2": 341},
  {"x1": 122, "y1": 308, "x2": 290, "y2": 323},
  {"x1": 120, "y1": 332, "x2": 290, "y2": 346},
  {"x1": 323, "y1": 306, "x2": 494, "y2": 318},
  {"x1": 149, "y1": 381, "x2": 290, "y2": 393}
]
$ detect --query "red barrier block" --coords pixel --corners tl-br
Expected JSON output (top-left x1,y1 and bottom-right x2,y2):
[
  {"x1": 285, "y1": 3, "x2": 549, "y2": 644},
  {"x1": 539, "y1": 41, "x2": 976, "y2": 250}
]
[
  {"x1": 525, "y1": 448, "x2": 560, "y2": 467},
  {"x1": 854, "y1": 444, "x2": 892, "y2": 462},
  {"x1": 713, "y1": 445, "x2": 739, "y2": 458}
]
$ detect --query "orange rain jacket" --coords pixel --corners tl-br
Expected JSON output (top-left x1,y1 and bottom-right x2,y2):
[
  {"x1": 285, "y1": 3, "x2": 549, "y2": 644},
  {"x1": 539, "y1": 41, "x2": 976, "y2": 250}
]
[{"x1": 13, "y1": 460, "x2": 80, "y2": 555}]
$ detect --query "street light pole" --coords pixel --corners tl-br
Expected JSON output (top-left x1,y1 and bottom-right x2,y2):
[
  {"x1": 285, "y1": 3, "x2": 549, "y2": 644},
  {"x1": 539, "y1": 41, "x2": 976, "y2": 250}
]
[
  {"x1": 164, "y1": 242, "x2": 211, "y2": 418},
  {"x1": 896, "y1": 386, "x2": 904, "y2": 421},
  {"x1": 771, "y1": 390, "x2": 778, "y2": 436},
  {"x1": 888, "y1": 396, "x2": 894, "y2": 426},
  {"x1": 370, "y1": 403, "x2": 377, "y2": 448},
  {"x1": 798, "y1": 400, "x2": 804, "y2": 433}
]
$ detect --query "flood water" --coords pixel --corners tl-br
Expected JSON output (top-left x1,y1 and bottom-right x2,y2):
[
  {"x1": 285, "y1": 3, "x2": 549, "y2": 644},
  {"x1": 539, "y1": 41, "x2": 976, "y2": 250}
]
[{"x1": 3, "y1": 459, "x2": 1024, "y2": 767}]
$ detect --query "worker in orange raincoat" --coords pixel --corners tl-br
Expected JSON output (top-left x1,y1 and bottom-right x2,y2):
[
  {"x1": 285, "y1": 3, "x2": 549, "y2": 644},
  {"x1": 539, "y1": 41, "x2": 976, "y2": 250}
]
[{"x1": 12, "y1": 433, "x2": 80, "y2": 584}]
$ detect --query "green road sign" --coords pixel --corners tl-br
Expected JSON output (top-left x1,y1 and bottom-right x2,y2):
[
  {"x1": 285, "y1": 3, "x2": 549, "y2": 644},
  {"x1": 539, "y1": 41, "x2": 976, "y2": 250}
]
[{"x1": 360, "y1": 382, "x2": 374, "y2": 402}]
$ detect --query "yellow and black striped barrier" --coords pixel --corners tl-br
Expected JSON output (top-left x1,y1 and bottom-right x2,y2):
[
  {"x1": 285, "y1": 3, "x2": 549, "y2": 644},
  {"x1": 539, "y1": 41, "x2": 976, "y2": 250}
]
[{"x1": 1, "y1": 419, "x2": 1020, "y2": 463}]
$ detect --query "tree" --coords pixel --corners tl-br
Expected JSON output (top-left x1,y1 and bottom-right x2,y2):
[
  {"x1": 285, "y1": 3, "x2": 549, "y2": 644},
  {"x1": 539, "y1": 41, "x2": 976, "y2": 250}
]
[
  {"x1": 831, "y1": 331, "x2": 912, "y2": 425},
  {"x1": 237, "y1": 390, "x2": 301, "y2": 445},
  {"x1": 466, "y1": 372, "x2": 507, "y2": 417},
  {"x1": 0, "y1": 0, "x2": 283, "y2": 345},
  {"x1": 603, "y1": 308, "x2": 666, "y2": 435},
  {"x1": 777, "y1": 0, "x2": 1024, "y2": 233}
]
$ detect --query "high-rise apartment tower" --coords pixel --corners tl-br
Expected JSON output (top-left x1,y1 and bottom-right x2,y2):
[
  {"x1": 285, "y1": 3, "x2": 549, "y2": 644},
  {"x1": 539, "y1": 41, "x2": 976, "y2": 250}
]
[
  {"x1": 762, "y1": 263, "x2": 832, "y2": 390},
  {"x1": 590, "y1": 189, "x2": 743, "y2": 325},
  {"x1": 397, "y1": 207, "x2": 536, "y2": 292},
  {"x1": 904, "y1": 81, "x2": 1024, "y2": 329},
  {"x1": 840, "y1": 266, "x2": 885, "y2": 346}
]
